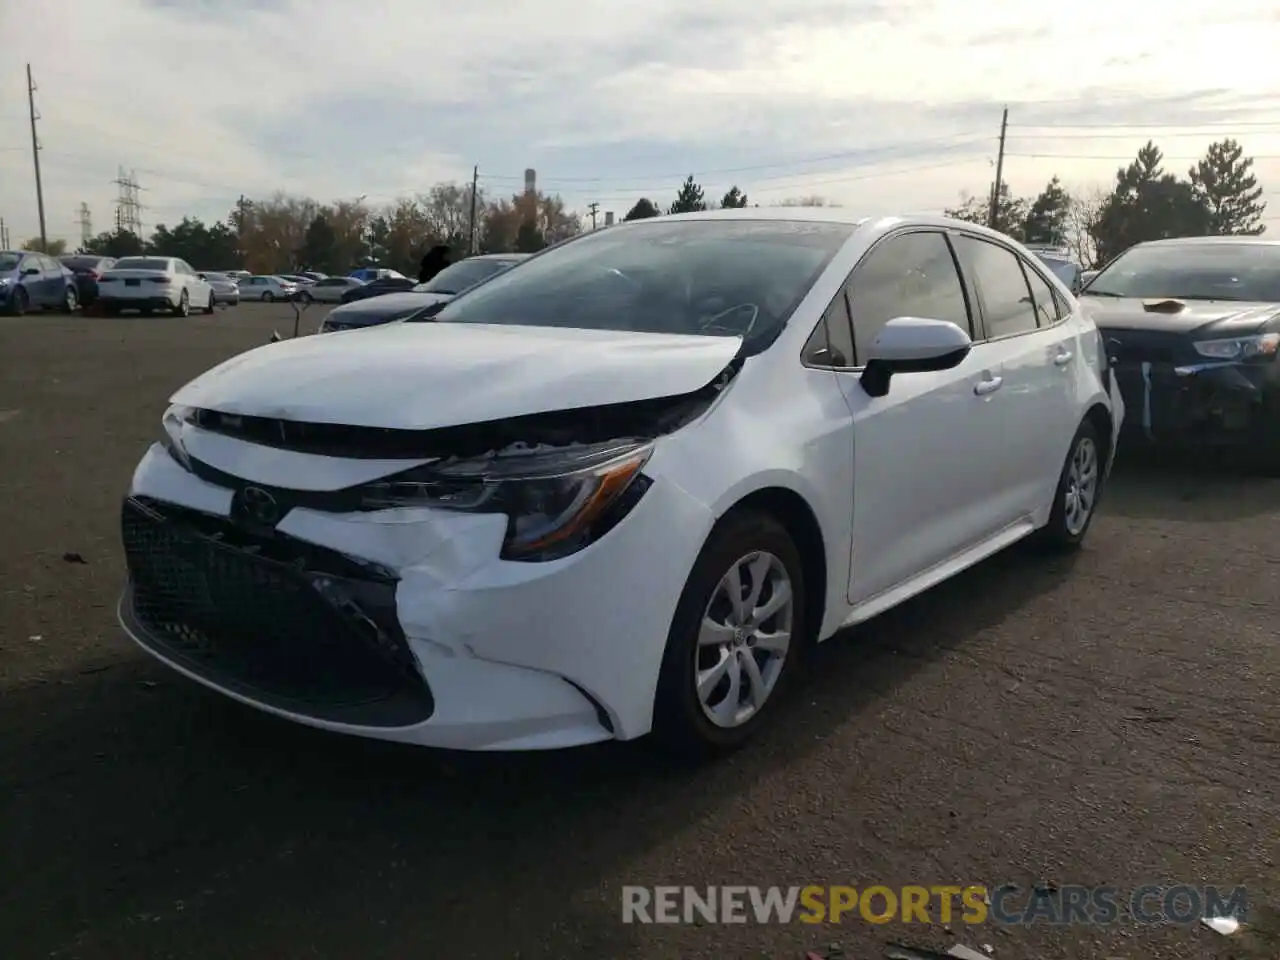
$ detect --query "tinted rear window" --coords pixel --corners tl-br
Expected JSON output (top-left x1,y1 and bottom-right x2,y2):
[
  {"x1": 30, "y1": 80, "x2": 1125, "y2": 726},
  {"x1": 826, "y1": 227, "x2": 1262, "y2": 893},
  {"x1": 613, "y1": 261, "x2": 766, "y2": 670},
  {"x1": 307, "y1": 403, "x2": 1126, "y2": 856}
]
[
  {"x1": 61, "y1": 256, "x2": 104, "y2": 270},
  {"x1": 113, "y1": 258, "x2": 170, "y2": 271}
]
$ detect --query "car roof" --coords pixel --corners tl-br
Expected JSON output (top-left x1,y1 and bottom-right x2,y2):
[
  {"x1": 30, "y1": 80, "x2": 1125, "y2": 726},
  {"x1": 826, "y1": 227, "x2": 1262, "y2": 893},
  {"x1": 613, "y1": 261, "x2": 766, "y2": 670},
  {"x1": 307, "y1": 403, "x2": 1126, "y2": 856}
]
[
  {"x1": 1136, "y1": 235, "x2": 1280, "y2": 248},
  {"x1": 468, "y1": 253, "x2": 531, "y2": 261},
  {"x1": 623, "y1": 207, "x2": 1028, "y2": 245}
]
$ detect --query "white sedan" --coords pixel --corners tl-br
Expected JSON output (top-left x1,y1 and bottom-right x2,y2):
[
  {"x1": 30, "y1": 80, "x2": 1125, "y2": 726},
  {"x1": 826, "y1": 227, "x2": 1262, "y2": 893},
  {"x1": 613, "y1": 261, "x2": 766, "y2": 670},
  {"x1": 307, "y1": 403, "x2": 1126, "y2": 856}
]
[
  {"x1": 238, "y1": 275, "x2": 299, "y2": 302},
  {"x1": 117, "y1": 209, "x2": 1122, "y2": 758},
  {"x1": 98, "y1": 256, "x2": 215, "y2": 316},
  {"x1": 298, "y1": 276, "x2": 366, "y2": 304}
]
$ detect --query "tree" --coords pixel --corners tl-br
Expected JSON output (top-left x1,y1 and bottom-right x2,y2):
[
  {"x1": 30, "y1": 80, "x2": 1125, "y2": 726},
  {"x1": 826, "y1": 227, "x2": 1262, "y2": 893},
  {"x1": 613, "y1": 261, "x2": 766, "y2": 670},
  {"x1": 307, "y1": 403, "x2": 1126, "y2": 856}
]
[
  {"x1": 624, "y1": 198, "x2": 660, "y2": 220},
  {"x1": 1189, "y1": 138, "x2": 1266, "y2": 235},
  {"x1": 146, "y1": 217, "x2": 238, "y2": 267},
  {"x1": 81, "y1": 229, "x2": 145, "y2": 258},
  {"x1": 669, "y1": 176, "x2": 707, "y2": 214},
  {"x1": 1064, "y1": 187, "x2": 1108, "y2": 268},
  {"x1": 1022, "y1": 176, "x2": 1072, "y2": 246},
  {"x1": 1091, "y1": 142, "x2": 1211, "y2": 264},
  {"x1": 480, "y1": 191, "x2": 580, "y2": 253},
  {"x1": 419, "y1": 182, "x2": 484, "y2": 251},
  {"x1": 720, "y1": 186, "x2": 748, "y2": 208},
  {"x1": 299, "y1": 214, "x2": 338, "y2": 274},
  {"x1": 22, "y1": 237, "x2": 67, "y2": 256},
  {"x1": 945, "y1": 184, "x2": 1028, "y2": 239}
]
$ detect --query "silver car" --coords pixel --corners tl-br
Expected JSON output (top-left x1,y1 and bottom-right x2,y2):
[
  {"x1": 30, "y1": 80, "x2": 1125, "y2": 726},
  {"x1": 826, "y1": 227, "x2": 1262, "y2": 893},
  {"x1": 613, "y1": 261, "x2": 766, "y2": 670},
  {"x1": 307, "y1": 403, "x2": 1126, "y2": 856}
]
[
  {"x1": 238, "y1": 275, "x2": 299, "y2": 302},
  {"x1": 199, "y1": 271, "x2": 241, "y2": 306},
  {"x1": 298, "y1": 276, "x2": 366, "y2": 304}
]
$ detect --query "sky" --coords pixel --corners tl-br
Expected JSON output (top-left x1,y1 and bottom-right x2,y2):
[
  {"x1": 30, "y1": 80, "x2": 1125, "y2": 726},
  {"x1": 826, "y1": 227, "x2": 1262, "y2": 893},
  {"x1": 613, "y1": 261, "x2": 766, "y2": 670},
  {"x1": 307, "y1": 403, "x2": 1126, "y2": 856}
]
[{"x1": 4, "y1": 0, "x2": 1280, "y2": 248}]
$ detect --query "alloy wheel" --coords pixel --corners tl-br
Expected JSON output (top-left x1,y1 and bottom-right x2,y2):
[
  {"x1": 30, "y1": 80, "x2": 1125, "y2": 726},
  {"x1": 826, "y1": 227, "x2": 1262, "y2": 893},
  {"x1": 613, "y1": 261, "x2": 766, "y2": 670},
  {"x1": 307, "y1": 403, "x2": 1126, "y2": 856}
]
[
  {"x1": 1063, "y1": 435, "x2": 1098, "y2": 536},
  {"x1": 695, "y1": 551, "x2": 793, "y2": 728}
]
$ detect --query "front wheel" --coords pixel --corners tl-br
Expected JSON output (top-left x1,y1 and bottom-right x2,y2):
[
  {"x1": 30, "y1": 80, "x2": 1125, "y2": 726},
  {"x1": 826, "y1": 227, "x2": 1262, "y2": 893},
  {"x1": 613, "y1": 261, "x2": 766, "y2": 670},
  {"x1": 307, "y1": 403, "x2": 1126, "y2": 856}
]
[
  {"x1": 9, "y1": 288, "x2": 28, "y2": 316},
  {"x1": 204, "y1": 292, "x2": 216, "y2": 314},
  {"x1": 1038, "y1": 419, "x2": 1103, "y2": 550},
  {"x1": 63, "y1": 286, "x2": 78, "y2": 313},
  {"x1": 652, "y1": 511, "x2": 806, "y2": 761}
]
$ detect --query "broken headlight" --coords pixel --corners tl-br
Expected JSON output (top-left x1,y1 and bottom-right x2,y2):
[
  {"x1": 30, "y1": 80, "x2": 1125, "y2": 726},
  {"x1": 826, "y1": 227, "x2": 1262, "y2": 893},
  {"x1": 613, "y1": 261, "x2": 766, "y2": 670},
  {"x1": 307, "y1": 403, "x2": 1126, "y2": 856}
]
[
  {"x1": 1193, "y1": 332, "x2": 1280, "y2": 361},
  {"x1": 358, "y1": 440, "x2": 654, "y2": 562},
  {"x1": 160, "y1": 403, "x2": 197, "y2": 470}
]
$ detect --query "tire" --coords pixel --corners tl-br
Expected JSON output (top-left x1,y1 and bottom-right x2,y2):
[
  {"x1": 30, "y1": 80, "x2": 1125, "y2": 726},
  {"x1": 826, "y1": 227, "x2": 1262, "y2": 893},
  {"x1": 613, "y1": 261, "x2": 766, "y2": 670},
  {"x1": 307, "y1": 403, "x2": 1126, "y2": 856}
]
[
  {"x1": 262, "y1": 291, "x2": 275, "y2": 303},
  {"x1": 9, "y1": 288, "x2": 28, "y2": 316},
  {"x1": 204, "y1": 292, "x2": 216, "y2": 315},
  {"x1": 174, "y1": 289, "x2": 190, "y2": 317},
  {"x1": 1038, "y1": 419, "x2": 1104, "y2": 551},
  {"x1": 652, "y1": 510, "x2": 806, "y2": 761},
  {"x1": 63, "y1": 286, "x2": 78, "y2": 314}
]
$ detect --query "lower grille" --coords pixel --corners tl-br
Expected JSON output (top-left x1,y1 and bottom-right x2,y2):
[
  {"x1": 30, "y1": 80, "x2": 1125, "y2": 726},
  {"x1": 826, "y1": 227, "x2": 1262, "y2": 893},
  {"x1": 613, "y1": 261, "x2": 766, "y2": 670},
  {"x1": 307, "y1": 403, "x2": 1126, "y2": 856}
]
[{"x1": 121, "y1": 496, "x2": 434, "y2": 727}]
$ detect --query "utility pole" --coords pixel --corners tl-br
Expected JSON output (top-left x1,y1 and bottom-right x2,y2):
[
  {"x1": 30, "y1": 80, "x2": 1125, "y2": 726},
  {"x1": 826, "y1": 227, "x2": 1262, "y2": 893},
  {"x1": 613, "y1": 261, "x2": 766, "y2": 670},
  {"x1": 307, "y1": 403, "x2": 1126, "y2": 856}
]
[
  {"x1": 988, "y1": 106, "x2": 1009, "y2": 231},
  {"x1": 27, "y1": 64, "x2": 47, "y2": 253},
  {"x1": 466, "y1": 165, "x2": 479, "y2": 255},
  {"x1": 587, "y1": 202, "x2": 600, "y2": 230}
]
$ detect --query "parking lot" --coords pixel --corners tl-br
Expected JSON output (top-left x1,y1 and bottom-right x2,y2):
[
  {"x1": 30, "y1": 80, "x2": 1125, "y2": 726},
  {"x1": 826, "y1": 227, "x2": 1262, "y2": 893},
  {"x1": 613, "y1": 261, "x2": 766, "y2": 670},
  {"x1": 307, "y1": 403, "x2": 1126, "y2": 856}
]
[{"x1": 1, "y1": 302, "x2": 1277, "y2": 960}]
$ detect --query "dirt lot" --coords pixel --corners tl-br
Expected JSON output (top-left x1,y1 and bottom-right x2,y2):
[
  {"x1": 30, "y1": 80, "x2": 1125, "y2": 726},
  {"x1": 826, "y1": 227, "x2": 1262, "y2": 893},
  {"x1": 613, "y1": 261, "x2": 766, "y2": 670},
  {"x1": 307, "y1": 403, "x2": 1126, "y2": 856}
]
[{"x1": 1, "y1": 304, "x2": 1277, "y2": 960}]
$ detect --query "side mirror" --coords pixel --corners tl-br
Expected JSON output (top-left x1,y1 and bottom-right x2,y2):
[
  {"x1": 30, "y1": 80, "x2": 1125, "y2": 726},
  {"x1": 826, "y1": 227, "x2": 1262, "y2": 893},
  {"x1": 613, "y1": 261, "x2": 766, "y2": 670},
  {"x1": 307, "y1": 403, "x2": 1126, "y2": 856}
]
[
  {"x1": 197, "y1": 273, "x2": 206, "y2": 280},
  {"x1": 860, "y1": 317, "x2": 972, "y2": 398},
  {"x1": 1079, "y1": 269, "x2": 1098, "y2": 290}
]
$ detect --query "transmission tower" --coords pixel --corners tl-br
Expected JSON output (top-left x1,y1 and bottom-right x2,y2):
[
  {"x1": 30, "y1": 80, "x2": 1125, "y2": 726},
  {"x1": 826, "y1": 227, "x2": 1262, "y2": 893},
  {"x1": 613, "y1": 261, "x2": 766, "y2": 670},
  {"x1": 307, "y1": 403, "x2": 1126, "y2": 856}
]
[
  {"x1": 78, "y1": 203, "x2": 92, "y2": 247},
  {"x1": 113, "y1": 167, "x2": 145, "y2": 236}
]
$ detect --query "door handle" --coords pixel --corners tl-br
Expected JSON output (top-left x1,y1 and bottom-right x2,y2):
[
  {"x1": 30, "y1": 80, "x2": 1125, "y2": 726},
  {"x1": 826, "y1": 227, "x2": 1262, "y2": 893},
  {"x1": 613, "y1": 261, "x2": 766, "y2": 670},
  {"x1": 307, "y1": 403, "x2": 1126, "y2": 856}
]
[
  {"x1": 974, "y1": 376, "x2": 1003, "y2": 396},
  {"x1": 1054, "y1": 350, "x2": 1074, "y2": 367}
]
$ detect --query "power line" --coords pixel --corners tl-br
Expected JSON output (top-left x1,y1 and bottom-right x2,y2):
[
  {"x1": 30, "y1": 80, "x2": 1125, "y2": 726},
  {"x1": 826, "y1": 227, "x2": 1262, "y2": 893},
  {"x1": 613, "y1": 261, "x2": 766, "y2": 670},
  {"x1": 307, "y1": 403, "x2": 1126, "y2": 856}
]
[
  {"x1": 586, "y1": 201, "x2": 600, "y2": 229},
  {"x1": 1006, "y1": 152, "x2": 1280, "y2": 161}
]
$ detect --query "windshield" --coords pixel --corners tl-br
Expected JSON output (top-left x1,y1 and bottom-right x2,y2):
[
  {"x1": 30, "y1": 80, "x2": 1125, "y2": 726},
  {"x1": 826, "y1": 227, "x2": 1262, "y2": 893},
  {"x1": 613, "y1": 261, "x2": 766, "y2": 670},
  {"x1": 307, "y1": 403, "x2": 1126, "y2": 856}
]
[
  {"x1": 427, "y1": 219, "x2": 854, "y2": 347},
  {"x1": 1085, "y1": 243, "x2": 1280, "y2": 301},
  {"x1": 419, "y1": 258, "x2": 513, "y2": 294},
  {"x1": 114, "y1": 258, "x2": 170, "y2": 271},
  {"x1": 0, "y1": 253, "x2": 21, "y2": 272}
]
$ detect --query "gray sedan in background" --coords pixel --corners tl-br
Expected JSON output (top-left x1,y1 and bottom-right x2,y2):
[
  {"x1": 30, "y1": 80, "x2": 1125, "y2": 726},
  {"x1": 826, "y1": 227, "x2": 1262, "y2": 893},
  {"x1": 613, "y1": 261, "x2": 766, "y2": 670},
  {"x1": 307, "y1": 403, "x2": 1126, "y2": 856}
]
[
  {"x1": 198, "y1": 272, "x2": 241, "y2": 306},
  {"x1": 299, "y1": 276, "x2": 366, "y2": 303}
]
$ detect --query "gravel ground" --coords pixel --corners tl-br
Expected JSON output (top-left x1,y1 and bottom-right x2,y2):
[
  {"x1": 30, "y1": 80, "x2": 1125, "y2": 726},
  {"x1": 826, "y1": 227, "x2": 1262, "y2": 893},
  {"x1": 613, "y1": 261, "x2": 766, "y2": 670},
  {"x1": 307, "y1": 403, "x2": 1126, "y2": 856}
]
[{"x1": 1, "y1": 305, "x2": 1277, "y2": 960}]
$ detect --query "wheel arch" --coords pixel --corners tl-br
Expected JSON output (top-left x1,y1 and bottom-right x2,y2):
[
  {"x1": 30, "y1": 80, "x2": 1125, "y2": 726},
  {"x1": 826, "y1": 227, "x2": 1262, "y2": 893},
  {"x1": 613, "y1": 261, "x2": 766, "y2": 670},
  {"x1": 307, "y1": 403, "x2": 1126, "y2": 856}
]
[
  {"x1": 713, "y1": 485, "x2": 828, "y2": 652},
  {"x1": 1083, "y1": 402, "x2": 1113, "y2": 469}
]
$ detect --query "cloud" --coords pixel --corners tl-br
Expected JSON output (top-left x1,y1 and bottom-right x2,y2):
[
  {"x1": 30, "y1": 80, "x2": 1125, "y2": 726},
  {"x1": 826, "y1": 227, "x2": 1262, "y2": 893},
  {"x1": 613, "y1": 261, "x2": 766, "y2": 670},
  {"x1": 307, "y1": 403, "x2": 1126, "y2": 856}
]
[{"x1": 3, "y1": 0, "x2": 1280, "y2": 245}]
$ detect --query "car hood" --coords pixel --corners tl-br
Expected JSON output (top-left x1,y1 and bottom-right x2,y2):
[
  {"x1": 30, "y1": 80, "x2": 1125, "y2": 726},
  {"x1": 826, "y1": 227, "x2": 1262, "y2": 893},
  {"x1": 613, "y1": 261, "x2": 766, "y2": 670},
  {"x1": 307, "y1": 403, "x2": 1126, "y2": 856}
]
[
  {"x1": 170, "y1": 321, "x2": 744, "y2": 430},
  {"x1": 327, "y1": 291, "x2": 450, "y2": 324},
  {"x1": 1080, "y1": 296, "x2": 1280, "y2": 336}
]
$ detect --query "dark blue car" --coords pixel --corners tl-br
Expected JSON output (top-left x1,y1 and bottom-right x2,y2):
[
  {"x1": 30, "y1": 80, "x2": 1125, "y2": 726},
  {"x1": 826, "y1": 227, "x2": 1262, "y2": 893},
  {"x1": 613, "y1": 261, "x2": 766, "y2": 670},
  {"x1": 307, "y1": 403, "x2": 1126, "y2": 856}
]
[{"x1": 0, "y1": 250, "x2": 79, "y2": 315}]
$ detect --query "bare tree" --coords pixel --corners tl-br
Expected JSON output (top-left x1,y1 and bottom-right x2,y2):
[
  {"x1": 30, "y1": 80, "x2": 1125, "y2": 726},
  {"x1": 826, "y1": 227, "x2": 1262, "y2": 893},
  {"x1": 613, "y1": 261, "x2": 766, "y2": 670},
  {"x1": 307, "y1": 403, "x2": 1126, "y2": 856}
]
[{"x1": 1064, "y1": 186, "x2": 1108, "y2": 268}]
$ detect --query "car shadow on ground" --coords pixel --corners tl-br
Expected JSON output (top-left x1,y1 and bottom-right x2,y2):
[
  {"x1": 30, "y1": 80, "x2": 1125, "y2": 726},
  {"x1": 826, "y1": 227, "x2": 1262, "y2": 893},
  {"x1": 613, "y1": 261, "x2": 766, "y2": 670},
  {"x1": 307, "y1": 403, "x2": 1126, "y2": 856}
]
[
  {"x1": 1103, "y1": 446, "x2": 1279, "y2": 522},
  {"x1": 0, "y1": 540, "x2": 1078, "y2": 959}
]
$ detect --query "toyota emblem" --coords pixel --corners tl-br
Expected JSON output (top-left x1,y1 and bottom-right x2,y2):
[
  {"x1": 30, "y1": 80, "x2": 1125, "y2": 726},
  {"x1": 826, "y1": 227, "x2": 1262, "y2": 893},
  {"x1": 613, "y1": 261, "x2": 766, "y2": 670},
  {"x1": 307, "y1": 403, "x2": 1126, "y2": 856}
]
[{"x1": 240, "y1": 486, "x2": 280, "y2": 524}]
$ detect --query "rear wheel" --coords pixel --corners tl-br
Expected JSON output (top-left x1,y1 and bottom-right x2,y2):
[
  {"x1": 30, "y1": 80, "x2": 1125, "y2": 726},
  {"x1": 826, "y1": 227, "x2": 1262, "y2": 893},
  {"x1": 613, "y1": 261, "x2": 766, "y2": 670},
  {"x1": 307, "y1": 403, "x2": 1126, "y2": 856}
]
[
  {"x1": 1038, "y1": 419, "x2": 1103, "y2": 550},
  {"x1": 652, "y1": 511, "x2": 805, "y2": 761},
  {"x1": 174, "y1": 289, "x2": 190, "y2": 317}
]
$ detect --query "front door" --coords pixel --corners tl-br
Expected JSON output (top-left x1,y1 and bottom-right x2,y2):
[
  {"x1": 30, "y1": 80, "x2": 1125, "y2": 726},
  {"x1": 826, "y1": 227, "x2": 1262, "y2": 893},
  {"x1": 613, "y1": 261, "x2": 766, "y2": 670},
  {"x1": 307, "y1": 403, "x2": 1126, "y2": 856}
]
[{"x1": 825, "y1": 229, "x2": 1012, "y2": 605}]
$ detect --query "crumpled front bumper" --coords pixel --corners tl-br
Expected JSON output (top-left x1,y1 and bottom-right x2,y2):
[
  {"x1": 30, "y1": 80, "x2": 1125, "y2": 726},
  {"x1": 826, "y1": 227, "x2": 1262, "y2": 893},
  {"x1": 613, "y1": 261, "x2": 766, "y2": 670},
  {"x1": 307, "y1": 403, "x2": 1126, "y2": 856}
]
[
  {"x1": 118, "y1": 442, "x2": 714, "y2": 750},
  {"x1": 1114, "y1": 357, "x2": 1280, "y2": 446}
]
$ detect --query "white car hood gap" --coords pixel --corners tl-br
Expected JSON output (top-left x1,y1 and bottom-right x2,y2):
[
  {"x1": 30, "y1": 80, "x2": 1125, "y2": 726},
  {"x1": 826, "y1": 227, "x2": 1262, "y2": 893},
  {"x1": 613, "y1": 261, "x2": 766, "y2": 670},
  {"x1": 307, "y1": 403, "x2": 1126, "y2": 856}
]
[{"x1": 171, "y1": 321, "x2": 744, "y2": 431}]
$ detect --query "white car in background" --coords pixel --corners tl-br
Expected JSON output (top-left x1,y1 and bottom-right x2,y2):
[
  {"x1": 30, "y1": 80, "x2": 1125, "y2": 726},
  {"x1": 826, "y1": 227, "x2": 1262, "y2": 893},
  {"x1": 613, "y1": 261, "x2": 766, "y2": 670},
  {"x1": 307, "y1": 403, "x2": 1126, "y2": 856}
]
[
  {"x1": 97, "y1": 256, "x2": 215, "y2": 316},
  {"x1": 118, "y1": 210, "x2": 1122, "y2": 759},
  {"x1": 199, "y1": 272, "x2": 241, "y2": 307},
  {"x1": 238, "y1": 275, "x2": 299, "y2": 302},
  {"x1": 299, "y1": 276, "x2": 365, "y2": 304}
]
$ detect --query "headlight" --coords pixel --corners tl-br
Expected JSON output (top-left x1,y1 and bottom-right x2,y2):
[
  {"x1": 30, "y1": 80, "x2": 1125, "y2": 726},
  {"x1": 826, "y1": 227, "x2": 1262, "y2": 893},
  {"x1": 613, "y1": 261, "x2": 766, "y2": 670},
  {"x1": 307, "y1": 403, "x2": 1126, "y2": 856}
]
[
  {"x1": 1193, "y1": 332, "x2": 1280, "y2": 360},
  {"x1": 358, "y1": 439, "x2": 654, "y2": 562},
  {"x1": 0, "y1": 277, "x2": 11, "y2": 287},
  {"x1": 160, "y1": 404, "x2": 196, "y2": 470}
]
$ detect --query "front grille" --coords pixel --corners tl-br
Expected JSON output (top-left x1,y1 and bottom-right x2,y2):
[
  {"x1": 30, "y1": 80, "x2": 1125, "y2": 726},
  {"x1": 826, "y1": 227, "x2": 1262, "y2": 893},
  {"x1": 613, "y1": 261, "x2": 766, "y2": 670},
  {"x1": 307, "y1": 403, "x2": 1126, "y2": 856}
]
[{"x1": 121, "y1": 496, "x2": 434, "y2": 727}]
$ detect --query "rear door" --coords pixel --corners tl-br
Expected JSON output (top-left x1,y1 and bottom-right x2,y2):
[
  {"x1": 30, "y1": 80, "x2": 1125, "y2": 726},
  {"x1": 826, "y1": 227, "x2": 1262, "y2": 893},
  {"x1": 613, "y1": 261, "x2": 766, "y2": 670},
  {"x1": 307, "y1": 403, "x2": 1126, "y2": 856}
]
[
  {"x1": 39, "y1": 255, "x2": 62, "y2": 305},
  {"x1": 951, "y1": 234, "x2": 1078, "y2": 521}
]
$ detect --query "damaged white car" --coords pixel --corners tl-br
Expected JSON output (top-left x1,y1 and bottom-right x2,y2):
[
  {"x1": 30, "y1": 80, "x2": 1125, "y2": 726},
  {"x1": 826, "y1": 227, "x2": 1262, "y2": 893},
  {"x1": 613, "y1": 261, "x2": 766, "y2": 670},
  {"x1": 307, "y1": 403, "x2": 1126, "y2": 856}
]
[{"x1": 118, "y1": 210, "x2": 1123, "y2": 758}]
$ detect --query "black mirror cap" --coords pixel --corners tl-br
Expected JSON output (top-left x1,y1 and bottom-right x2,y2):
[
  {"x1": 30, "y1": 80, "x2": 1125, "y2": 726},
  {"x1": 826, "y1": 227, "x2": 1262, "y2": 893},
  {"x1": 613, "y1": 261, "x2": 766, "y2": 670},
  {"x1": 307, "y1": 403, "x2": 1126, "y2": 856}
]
[{"x1": 859, "y1": 345, "x2": 971, "y2": 398}]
